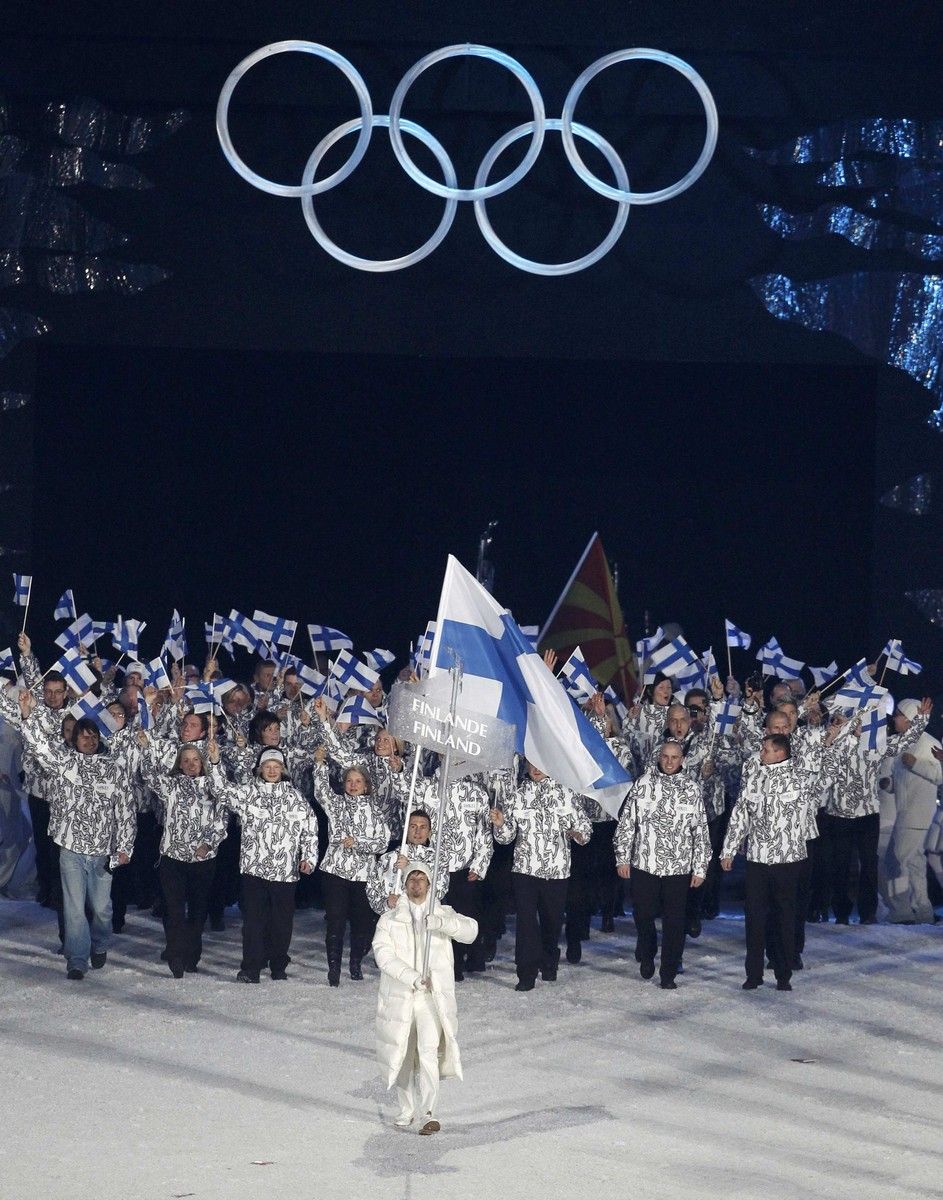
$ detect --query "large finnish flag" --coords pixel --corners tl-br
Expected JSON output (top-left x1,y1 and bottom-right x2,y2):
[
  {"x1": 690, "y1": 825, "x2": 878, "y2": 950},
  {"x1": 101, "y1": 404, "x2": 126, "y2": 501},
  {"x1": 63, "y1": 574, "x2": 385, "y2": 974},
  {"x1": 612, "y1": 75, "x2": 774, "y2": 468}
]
[{"x1": 428, "y1": 555, "x2": 631, "y2": 818}]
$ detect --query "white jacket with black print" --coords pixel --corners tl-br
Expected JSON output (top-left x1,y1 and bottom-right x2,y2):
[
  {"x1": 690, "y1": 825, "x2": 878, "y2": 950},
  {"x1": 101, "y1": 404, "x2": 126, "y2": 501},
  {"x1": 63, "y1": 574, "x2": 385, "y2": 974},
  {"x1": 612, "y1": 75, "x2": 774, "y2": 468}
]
[
  {"x1": 20, "y1": 713, "x2": 137, "y2": 866},
  {"x1": 582, "y1": 737, "x2": 634, "y2": 822},
  {"x1": 208, "y1": 764, "x2": 319, "y2": 883},
  {"x1": 0, "y1": 682, "x2": 68, "y2": 801},
  {"x1": 823, "y1": 714, "x2": 928, "y2": 819},
  {"x1": 721, "y1": 757, "x2": 823, "y2": 865},
  {"x1": 311, "y1": 761, "x2": 391, "y2": 882},
  {"x1": 366, "y1": 842, "x2": 448, "y2": 915},
  {"x1": 492, "y1": 772, "x2": 592, "y2": 879},
  {"x1": 320, "y1": 721, "x2": 402, "y2": 831},
  {"x1": 622, "y1": 701, "x2": 669, "y2": 776},
  {"x1": 140, "y1": 756, "x2": 229, "y2": 863},
  {"x1": 396, "y1": 772, "x2": 495, "y2": 877},
  {"x1": 614, "y1": 765, "x2": 710, "y2": 877}
]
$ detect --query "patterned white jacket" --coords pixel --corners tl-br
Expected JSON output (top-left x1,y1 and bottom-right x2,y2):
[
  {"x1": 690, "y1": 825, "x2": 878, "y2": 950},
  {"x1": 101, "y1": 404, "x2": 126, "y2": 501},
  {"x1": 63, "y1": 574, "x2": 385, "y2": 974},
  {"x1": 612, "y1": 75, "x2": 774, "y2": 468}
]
[
  {"x1": 492, "y1": 774, "x2": 592, "y2": 879},
  {"x1": 614, "y1": 766, "x2": 710, "y2": 877}
]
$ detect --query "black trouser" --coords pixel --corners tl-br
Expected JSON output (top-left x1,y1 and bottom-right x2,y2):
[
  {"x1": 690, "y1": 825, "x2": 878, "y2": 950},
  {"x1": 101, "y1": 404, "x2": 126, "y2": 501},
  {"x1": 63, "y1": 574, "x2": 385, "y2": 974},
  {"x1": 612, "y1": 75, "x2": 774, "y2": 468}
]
[
  {"x1": 159, "y1": 855, "x2": 216, "y2": 971},
  {"x1": 808, "y1": 810, "x2": 832, "y2": 918},
  {"x1": 444, "y1": 869, "x2": 485, "y2": 971},
  {"x1": 480, "y1": 840, "x2": 514, "y2": 948},
  {"x1": 240, "y1": 874, "x2": 296, "y2": 979},
  {"x1": 745, "y1": 859, "x2": 802, "y2": 984},
  {"x1": 28, "y1": 794, "x2": 59, "y2": 906},
  {"x1": 631, "y1": 868, "x2": 690, "y2": 983},
  {"x1": 830, "y1": 812, "x2": 879, "y2": 922},
  {"x1": 701, "y1": 809, "x2": 729, "y2": 919},
  {"x1": 565, "y1": 839, "x2": 593, "y2": 945},
  {"x1": 320, "y1": 873, "x2": 375, "y2": 963},
  {"x1": 793, "y1": 849, "x2": 814, "y2": 955},
  {"x1": 512, "y1": 873, "x2": 568, "y2": 983},
  {"x1": 208, "y1": 816, "x2": 241, "y2": 922},
  {"x1": 110, "y1": 859, "x2": 133, "y2": 928},
  {"x1": 591, "y1": 819, "x2": 618, "y2": 922}
]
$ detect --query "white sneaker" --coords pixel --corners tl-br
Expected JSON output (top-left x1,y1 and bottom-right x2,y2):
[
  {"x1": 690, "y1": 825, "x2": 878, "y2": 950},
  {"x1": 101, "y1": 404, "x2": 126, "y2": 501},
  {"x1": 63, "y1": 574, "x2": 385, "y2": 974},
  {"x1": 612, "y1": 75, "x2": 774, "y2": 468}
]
[{"x1": 394, "y1": 1113, "x2": 413, "y2": 1128}]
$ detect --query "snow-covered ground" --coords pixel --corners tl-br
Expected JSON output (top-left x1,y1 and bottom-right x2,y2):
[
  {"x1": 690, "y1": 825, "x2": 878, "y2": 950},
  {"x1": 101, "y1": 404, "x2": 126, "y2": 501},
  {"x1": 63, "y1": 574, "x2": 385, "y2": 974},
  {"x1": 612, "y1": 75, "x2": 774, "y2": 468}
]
[{"x1": 1, "y1": 899, "x2": 939, "y2": 1200}]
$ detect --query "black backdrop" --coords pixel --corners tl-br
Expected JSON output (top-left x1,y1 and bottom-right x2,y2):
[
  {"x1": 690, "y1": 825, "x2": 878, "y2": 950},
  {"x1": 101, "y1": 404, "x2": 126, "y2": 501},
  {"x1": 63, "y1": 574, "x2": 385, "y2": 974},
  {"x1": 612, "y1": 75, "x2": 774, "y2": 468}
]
[{"x1": 2, "y1": 2, "x2": 941, "y2": 685}]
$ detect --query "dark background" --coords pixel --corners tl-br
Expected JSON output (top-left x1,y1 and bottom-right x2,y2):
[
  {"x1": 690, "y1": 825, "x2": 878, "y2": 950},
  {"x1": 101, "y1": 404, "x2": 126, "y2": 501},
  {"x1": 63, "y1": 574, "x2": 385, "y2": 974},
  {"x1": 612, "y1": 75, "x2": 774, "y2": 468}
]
[{"x1": 1, "y1": 2, "x2": 941, "y2": 691}]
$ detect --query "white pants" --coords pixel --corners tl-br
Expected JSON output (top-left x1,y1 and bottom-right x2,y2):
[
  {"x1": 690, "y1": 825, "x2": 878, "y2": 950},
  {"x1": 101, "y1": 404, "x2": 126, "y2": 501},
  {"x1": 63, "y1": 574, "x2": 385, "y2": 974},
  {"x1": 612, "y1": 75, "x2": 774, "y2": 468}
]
[
  {"x1": 886, "y1": 821, "x2": 934, "y2": 922},
  {"x1": 394, "y1": 992, "x2": 442, "y2": 1121}
]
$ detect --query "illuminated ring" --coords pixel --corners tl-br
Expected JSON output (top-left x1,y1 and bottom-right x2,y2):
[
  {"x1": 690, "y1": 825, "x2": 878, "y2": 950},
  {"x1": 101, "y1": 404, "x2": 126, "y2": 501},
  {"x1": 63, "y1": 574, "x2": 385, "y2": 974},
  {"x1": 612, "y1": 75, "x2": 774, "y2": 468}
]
[
  {"x1": 473, "y1": 120, "x2": 631, "y2": 276},
  {"x1": 300, "y1": 116, "x2": 458, "y2": 272},
  {"x1": 561, "y1": 48, "x2": 718, "y2": 205},
  {"x1": 387, "y1": 43, "x2": 546, "y2": 202},
  {"x1": 216, "y1": 40, "x2": 373, "y2": 198}
]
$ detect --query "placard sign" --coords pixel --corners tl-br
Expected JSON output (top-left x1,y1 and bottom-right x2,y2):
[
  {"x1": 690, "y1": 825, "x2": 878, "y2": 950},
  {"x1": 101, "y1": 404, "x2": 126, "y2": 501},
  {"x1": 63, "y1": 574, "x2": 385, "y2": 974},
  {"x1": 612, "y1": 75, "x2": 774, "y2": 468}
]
[{"x1": 387, "y1": 677, "x2": 516, "y2": 777}]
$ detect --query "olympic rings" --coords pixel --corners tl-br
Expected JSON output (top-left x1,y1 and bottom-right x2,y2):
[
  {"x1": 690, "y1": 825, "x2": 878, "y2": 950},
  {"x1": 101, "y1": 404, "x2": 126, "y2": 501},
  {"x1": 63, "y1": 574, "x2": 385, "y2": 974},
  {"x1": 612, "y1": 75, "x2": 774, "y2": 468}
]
[
  {"x1": 217, "y1": 41, "x2": 718, "y2": 273},
  {"x1": 473, "y1": 120, "x2": 631, "y2": 277}
]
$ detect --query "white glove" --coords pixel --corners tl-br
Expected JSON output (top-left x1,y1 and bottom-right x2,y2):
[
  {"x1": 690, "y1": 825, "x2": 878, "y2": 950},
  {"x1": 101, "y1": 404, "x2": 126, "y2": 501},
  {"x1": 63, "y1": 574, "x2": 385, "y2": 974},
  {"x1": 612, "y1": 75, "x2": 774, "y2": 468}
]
[
  {"x1": 413, "y1": 976, "x2": 431, "y2": 991},
  {"x1": 426, "y1": 913, "x2": 447, "y2": 932}
]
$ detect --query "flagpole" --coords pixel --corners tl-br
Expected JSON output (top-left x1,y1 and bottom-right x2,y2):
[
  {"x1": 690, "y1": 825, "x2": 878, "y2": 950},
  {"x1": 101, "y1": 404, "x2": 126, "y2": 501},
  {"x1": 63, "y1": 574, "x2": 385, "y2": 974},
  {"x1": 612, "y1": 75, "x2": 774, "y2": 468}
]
[
  {"x1": 393, "y1": 739, "x2": 426, "y2": 895},
  {"x1": 725, "y1": 635, "x2": 733, "y2": 683},
  {"x1": 20, "y1": 577, "x2": 32, "y2": 635},
  {"x1": 421, "y1": 656, "x2": 462, "y2": 982},
  {"x1": 877, "y1": 644, "x2": 894, "y2": 688},
  {"x1": 817, "y1": 665, "x2": 852, "y2": 700}
]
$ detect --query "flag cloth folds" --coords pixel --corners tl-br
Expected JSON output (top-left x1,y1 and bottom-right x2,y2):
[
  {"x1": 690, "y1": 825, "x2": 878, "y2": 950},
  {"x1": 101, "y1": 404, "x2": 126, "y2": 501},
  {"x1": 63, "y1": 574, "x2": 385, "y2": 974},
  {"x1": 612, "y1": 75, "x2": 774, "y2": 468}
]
[
  {"x1": 12, "y1": 574, "x2": 30, "y2": 607},
  {"x1": 431, "y1": 555, "x2": 631, "y2": 818},
  {"x1": 54, "y1": 589, "x2": 76, "y2": 622},
  {"x1": 538, "y1": 532, "x2": 636, "y2": 700},
  {"x1": 0, "y1": 647, "x2": 14, "y2": 674},
  {"x1": 724, "y1": 619, "x2": 751, "y2": 650},
  {"x1": 307, "y1": 624, "x2": 353, "y2": 654}
]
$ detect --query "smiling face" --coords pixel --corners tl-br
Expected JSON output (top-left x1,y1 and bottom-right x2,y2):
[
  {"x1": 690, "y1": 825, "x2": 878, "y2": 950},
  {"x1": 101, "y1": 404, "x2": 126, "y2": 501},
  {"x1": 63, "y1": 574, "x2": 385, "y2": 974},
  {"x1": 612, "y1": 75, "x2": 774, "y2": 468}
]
[
  {"x1": 43, "y1": 679, "x2": 67, "y2": 711},
  {"x1": 405, "y1": 871, "x2": 430, "y2": 902},
  {"x1": 374, "y1": 730, "x2": 395, "y2": 757},
  {"x1": 180, "y1": 714, "x2": 205, "y2": 743},
  {"x1": 407, "y1": 813, "x2": 431, "y2": 846},
  {"x1": 344, "y1": 768, "x2": 368, "y2": 796},
  {"x1": 178, "y1": 748, "x2": 204, "y2": 778},
  {"x1": 259, "y1": 759, "x2": 284, "y2": 783},
  {"x1": 74, "y1": 725, "x2": 100, "y2": 755},
  {"x1": 658, "y1": 743, "x2": 684, "y2": 775},
  {"x1": 652, "y1": 679, "x2": 673, "y2": 706}
]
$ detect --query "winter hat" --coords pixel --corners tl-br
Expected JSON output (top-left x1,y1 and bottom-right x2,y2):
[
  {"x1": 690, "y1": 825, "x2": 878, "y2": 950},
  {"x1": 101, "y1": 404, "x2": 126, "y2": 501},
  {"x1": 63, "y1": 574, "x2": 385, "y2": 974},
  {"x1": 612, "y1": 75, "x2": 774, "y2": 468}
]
[
  {"x1": 404, "y1": 861, "x2": 433, "y2": 885},
  {"x1": 897, "y1": 698, "x2": 920, "y2": 720},
  {"x1": 256, "y1": 747, "x2": 287, "y2": 774},
  {"x1": 124, "y1": 662, "x2": 146, "y2": 678}
]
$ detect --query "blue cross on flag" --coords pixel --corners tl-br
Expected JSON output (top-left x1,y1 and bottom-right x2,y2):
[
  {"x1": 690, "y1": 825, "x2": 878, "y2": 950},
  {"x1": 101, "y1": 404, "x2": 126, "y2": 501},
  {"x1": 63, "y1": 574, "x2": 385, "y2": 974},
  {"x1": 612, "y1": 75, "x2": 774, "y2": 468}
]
[
  {"x1": 335, "y1": 693, "x2": 384, "y2": 727},
  {"x1": 714, "y1": 698, "x2": 742, "y2": 737},
  {"x1": 113, "y1": 616, "x2": 146, "y2": 656},
  {"x1": 882, "y1": 639, "x2": 923, "y2": 676},
  {"x1": 55, "y1": 613, "x2": 95, "y2": 652},
  {"x1": 252, "y1": 611, "x2": 297, "y2": 650},
  {"x1": 225, "y1": 610, "x2": 262, "y2": 653},
  {"x1": 636, "y1": 628, "x2": 665, "y2": 659},
  {"x1": 144, "y1": 657, "x2": 171, "y2": 691},
  {"x1": 724, "y1": 619, "x2": 751, "y2": 650},
  {"x1": 69, "y1": 692, "x2": 119, "y2": 736},
  {"x1": 364, "y1": 648, "x2": 396, "y2": 673},
  {"x1": 428, "y1": 555, "x2": 631, "y2": 818},
  {"x1": 646, "y1": 636, "x2": 699, "y2": 682},
  {"x1": 0, "y1": 646, "x2": 14, "y2": 674},
  {"x1": 52, "y1": 647, "x2": 98, "y2": 693},
  {"x1": 295, "y1": 662, "x2": 326, "y2": 697},
  {"x1": 185, "y1": 684, "x2": 217, "y2": 715},
  {"x1": 809, "y1": 661, "x2": 838, "y2": 688},
  {"x1": 559, "y1": 646, "x2": 599, "y2": 705},
  {"x1": 858, "y1": 706, "x2": 888, "y2": 754},
  {"x1": 330, "y1": 649, "x2": 380, "y2": 693},
  {"x1": 307, "y1": 624, "x2": 353, "y2": 655},
  {"x1": 12, "y1": 573, "x2": 31, "y2": 607},
  {"x1": 54, "y1": 589, "x2": 76, "y2": 622}
]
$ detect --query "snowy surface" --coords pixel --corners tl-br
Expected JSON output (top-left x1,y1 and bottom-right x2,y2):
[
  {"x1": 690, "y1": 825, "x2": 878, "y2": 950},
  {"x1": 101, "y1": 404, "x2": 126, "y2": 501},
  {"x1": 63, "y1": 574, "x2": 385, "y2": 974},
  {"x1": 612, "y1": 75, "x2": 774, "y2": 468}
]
[{"x1": 1, "y1": 899, "x2": 940, "y2": 1200}]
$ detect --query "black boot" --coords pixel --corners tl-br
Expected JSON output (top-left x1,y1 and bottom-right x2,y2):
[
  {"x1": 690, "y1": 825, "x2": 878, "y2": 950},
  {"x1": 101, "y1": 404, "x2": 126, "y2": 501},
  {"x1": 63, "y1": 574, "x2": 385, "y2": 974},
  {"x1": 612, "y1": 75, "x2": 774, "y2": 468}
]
[
  {"x1": 326, "y1": 935, "x2": 343, "y2": 987},
  {"x1": 349, "y1": 938, "x2": 364, "y2": 981}
]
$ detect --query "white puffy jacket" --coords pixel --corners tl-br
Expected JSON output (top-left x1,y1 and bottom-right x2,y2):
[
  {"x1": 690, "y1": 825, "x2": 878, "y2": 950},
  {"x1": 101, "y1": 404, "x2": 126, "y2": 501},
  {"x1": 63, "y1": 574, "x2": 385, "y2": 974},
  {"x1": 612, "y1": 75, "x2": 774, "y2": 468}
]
[{"x1": 373, "y1": 900, "x2": 478, "y2": 1089}]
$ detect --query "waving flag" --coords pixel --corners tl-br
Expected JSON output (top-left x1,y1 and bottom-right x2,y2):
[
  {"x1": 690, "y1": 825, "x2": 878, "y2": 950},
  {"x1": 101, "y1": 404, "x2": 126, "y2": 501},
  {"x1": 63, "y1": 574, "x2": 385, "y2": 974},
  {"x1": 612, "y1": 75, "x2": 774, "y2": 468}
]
[
  {"x1": 185, "y1": 684, "x2": 217, "y2": 715},
  {"x1": 335, "y1": 693, "x2": 384, "y2": 727},
  {"x1": 646, "y1": 636, "x2": 699, "y2": 681},
  {"x1": 54, "y1": 613, "x2": 95, "y2": 653},
  {"x1": 252, "y1": 610, "x2": 297, "y2": 650},
  {"x1": 12, "y1": 573, "x2": 31, "y2": 607},
  {"x1": 163, "y1": 610, "x2": 189, "y2": 661},
  {"x1": 702, "y1": 646, "x2": 719, "y2": 682},
  {"x1": 112, "y1": 616, "x2": 146, "y2": 656},
  {"x1": 54, "y1": 589, "x2": 76, "y2": 622},
  {"x1": 773, "y1": 653, "x2": 805, "y2": 681},
  {"x1": 827, "y1": 678, "x2": 888, "y2": 713},
  {"x1": 859, "y1": 706, "x2": 888, "y2": 754},
  {"x1": 330, "y1": 649, "x2": 380, "y2": 692},
  {"x1": 295, "y1": 662, "x2": 326, "y2": 697},
  {"x1": 364, "y1": 648, "x2": 396, "y2": 673},
  {"x1": 559, "y1": 647, "x2": 599, "y2": 705},
  {"x1": 137, "y1": 694, "x2": 152, "y2": 731},
  {"x1": 882, "y1": 639, "x2": 923, "y2": 676},
  {"x1": 603, "y1": 684, "x2": 628, "y2": 724},
  {"x1": 846, "y1": 658, "x2": 878, "y2": 689},
  {"x1": 809, "y1": 661, "x2": 838, "y2": 688},
  {"x1": 69, "y1": 692, "x2": 119, "y2": 735},
  {"x1": 307, "y1": 624, "x2": 352, "y2": 655},
  {"x1": 519, "y1": 625, "x2": 540, "y2": 651},
  {"x1": 724, "y1": 619, "x2": 752, "y2": 650},
  {"x1": 89, "y1": 619, "x2": 114, "y2": 643},
  {"x1": 223, "y1": 610, "x2": 261, "y2": 653},
  {"x1": 52, "y1": 648, "x2": 98, "y2": 694},
  {"x1": 0, "y1": 646, "x2": 14, "y2": 674},
  {"x1": 205, "y1": 613, "x2": 227, "y2": 649},
  {"x1": 538, "y1": 532, "x2": 636, "y2": 700},
  {"x1": 144, "y1": 657, "x2": 171, "y2": 691},
  {"x1": 416, "y1": 622, "x2": 437, "y2": 676},
  {"x1": 674, "y1": 658, "x2": 707, "y2": 694},
  {"x1": 715, "y1": 698, "x2": 742, "y2": 737},
  {"x1": 429, "y1": 555, "x2": 631, "y2": 818},
  {"x1": 636, "y1": 628, "x2": 665, "y2": 659}
]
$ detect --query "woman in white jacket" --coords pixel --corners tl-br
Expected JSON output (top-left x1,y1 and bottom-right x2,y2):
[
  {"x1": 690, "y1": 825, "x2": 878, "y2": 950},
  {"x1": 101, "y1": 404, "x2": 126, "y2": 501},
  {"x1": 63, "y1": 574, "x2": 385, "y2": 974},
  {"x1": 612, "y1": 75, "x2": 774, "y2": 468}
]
[
  {"x1": 372, "y1": 862, "x2": 477, "y2": 1134},
  {"x1": 887, "y1": 698, "x2": 941, "y2": 923}
]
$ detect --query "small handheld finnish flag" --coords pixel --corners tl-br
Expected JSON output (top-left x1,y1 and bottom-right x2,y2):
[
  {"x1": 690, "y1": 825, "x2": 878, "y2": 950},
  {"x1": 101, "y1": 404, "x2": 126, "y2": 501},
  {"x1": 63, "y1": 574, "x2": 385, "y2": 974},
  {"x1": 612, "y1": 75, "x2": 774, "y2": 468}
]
[
  {"x1": 335, "y1": 693, "x2": 384, "y2": 727},
  {"x1": 0, "y1": 646, "x2": 15, "y2": 674},
  {"x1": 809, "y1": 661, "x2": 838, "y2": 688},
  {"x1": 252, "y1": 610, "x2": 297, "y2": 650},
  {"x1": 12, "y1": 573, "x2": 31, "y2": 607},
  {"x1": 54, "y1": 589, "x2": 76, "y2": 622},
  {"x1": 295, "y1": 662, "x2": 326, "y2": 697},
  {"x1": 330, "y1": 649, "x2": 380, "y2": 692},
  {"x1": 53, "y1": 647, "x2": 98, "y2": 693},
  {"x1": 137, "y1": 694, "x2": 152, "y2": 731},
  {"x1": 307, "y1": 624, "x2": 353, "y2": 655},
  {"x1": 113, "y1": 616, "x2": 146, "y2": 657},
  {"x1": 636, "y1": 628, "x2": 665, "y2": 659},
  {"x1": 559, "y1": 647, "x2": 599, "y2": 705},
  {"x1": 724, "y1": 619, "x2": 751, "y2": 650},
  {"x1": 205, "y1": 613, "x2": 227, "y2": 649},
  {"x1": 69, "y1": 692, "x2": 119, "y2": 736},
  {"x1": 714, "y1": 698, "x2": 742, "y2": 738},
  {"x1": 185, "y1": 684, "x2": 217, "y2": 715},
  {"x1": 364, "y1": 648, "x2": 396, "y2": 672},
  {"x1": 882, "y1": 639, "x2": 923, "y2": 676},
  {"x1": 144, "y1": 657, "x2": 171, "y2": 691},
  {"x1": 646, "y1": 636, "x2": 699, "y2": 681},
  {"x1": 858, "y1": 707, "x2": 887, "y2": 754}
]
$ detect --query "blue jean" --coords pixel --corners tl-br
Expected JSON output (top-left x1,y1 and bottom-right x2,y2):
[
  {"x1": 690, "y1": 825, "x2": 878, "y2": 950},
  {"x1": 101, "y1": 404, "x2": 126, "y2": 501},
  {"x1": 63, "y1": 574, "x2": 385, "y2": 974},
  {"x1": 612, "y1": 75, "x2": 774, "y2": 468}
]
[{"x1": 59, "y1": 847, "x2": 113, "y2": 972}]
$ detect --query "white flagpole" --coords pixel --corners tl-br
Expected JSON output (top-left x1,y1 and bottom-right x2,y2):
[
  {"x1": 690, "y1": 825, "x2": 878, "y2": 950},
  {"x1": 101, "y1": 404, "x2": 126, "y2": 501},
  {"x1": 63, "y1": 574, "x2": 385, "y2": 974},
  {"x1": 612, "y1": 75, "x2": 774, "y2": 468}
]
[
  {"x1": 421, "y1": 657, "x2": 462, "y2": 982},
  {"x1": 20, "y1": 577, "x2": 32, "y2": 635},
  {"x1": 393, "y1": 742, "x2": 426, "y2": 895}
]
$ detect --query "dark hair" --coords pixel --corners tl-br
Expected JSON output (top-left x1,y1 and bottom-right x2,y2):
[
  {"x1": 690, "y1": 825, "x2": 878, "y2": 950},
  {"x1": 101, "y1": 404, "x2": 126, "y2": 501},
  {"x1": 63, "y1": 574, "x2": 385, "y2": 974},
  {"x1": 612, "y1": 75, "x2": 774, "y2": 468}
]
[
  {"x1": 249, "y1": 710, "x2": 280, "y2": 744},
  {"x1": 181, "y1": 711, "x2": 209, "y2": 738},
  {"x1": 44, "y1": 671, "x2": 67, "y2": 686},
  {"x1": 70, "y1": 717, "x2": 101, "y2": 750},
  {"x1": 409, "y1": 809, "x2": 432, "y2": 826},
  {"x1": 684, "y1": 688, "x2": 709, "y2": 705},
  {"x1": 641, "y1": 671, "x2": 671, "y2": 704},
  {"x1": 762, "y1": 733, "x2": 791, "y2": 758}
]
